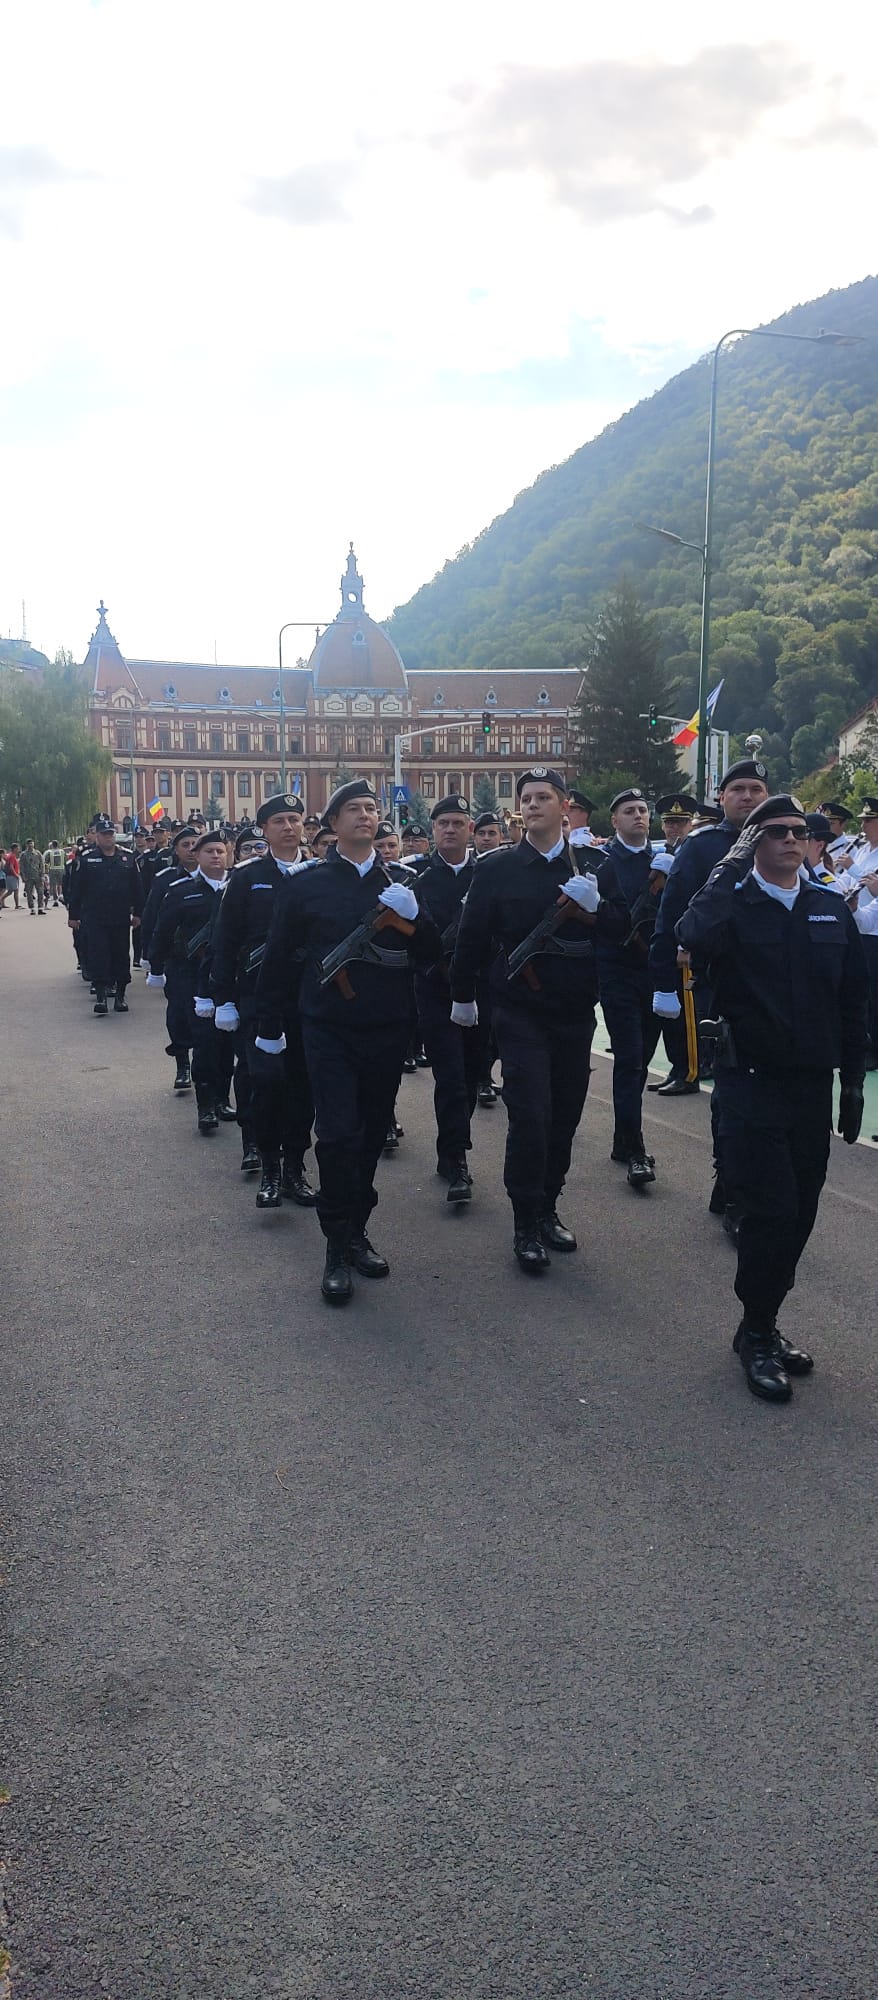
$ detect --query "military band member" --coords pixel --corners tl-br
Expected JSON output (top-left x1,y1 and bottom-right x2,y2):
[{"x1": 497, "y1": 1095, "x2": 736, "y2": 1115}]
[
  {"x1": 565, "y1": 789, "x2": 595, "y2": 841},
  {"x1": 840, "y1": 796, "x2": 878, "y2": 1064},
  {"x1": 818, "y1": 800, "x2": 857, "y2": 869},
  {"x1": 452, "y1": 767, "x2": 627, "y2": 1272},
  {"x1": 67, "y1": 814, "x2": 143, "y2": 1013},
  {"x1": 413, "y1": 796, "x2": 481, "y2": 1202},
  {"x1": 146, "y1": 833, "x2": 230, "y2": 1133},
  {"x1": 254, "y1": 780, "x2": 442, "y2": 1304},
  {"x1": 678, "y1": 795, "x2": 868, "y2": 1402},
  {"x1": 210, "y1": 793, "x2": 316, "y2": 1206}
]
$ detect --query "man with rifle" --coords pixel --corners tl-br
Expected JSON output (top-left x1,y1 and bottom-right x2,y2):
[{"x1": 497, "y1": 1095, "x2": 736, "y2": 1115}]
[
  {"x1": 451, "y1": 768, "x2": 627, "y2": 1273},
  {"x1": 145, "y1": 832, "x2": 232, "y2": 1134},
  {"x1": 210, "y1": 793, "x2": 316, "y2": 1204},
  {"x1": 590, "y1": 789, "x2": 675, "y2": 1190},
  {"x1": 413, "y1": 795, "x2": 481, "y2": 1206},
  {"x1": 254, "y1": 779, "x2": 442, "y2": 1304}
]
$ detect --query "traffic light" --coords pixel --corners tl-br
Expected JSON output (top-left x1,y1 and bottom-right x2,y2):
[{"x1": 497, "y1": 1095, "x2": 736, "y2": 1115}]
[
  {"x1": 481, "y1": 710, "x2": 491, "y2": 735},
  {"x1": 648, "y1": 705, "x2": 659, "y2": 731}
]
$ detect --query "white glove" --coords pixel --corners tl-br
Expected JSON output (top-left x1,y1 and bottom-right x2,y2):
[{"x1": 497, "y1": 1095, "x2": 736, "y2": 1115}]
[
  {"x1": 146, "y1": 972, "x2": 166, "y2": 989},
  {"x1": 214, "y1": 1001, "x2": 240, "y2": 1032},
  {"x1": 141, "y1": 959, "x2": 151, "y2": 974},
  {"x1": 561, "y1": 874, "x2": 600, "y2": 912},
  {"x1": 194, "y1": 997, "x2": 215, "y2": 1019},
  {"x1": 649, "y1": 850, "x2": 675, "y2": 878},
  {"x1": 378, "y1": 882, "x2": 419, "y2": 921},
  {"x1": 653, "y1": 991, "x2": 681, "y2": 1019},
  {"x1": 254, "y1": 1034, "x2": 286, "y2": 1055},
  {"x1": 567, "y1": 826, "x2": 594, "y2": 848},
  {"x1": 450, "y1": 1000, "x2": 479, "y2": 1028}
]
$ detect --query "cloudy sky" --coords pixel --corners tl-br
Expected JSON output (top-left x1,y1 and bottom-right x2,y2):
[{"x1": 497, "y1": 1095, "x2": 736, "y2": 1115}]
[{"x1": 2, "y1": 0, "x2": 875, "y2": 665}]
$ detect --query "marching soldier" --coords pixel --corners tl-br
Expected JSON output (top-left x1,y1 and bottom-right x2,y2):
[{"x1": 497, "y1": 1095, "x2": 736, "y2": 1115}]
[
  {"x1": 566, "y1": 789, "x2": 595, "y2": 841},
  {"x1": 471, "y1": 813, "x2": 503, "y2": 1102},
  {"x1": 141, "y1": 827, "x2": 202, "y2": 1088},
  {"x1": 413, "y1": 795, "x2": 482, "y2": 1203},
  {"x1": 472, "y1": 811, "x2": 503, "y2": 857},
  {"x1": 591, "y1": 790, "x2": 675, "y2": 1187},
  {"x1": 254, "y1": 780, "x2": 441, "y2": 1303},
  {"x1": 452, "y1": 768, "x2": 627, "y2": 1272},
  {"x1": 647, "y1": 792, "x2": 699, "y2": 1094},
  {"x1": 210, "y1": 793, "x2": 316, "y2": 1206},
  {"x1": 678, "y1": 795, "x2": 868, "y2": 1402},
  {"x1": 146, "y1": 832, "x2": 231, "y2": 1133},
  {"x1": 67, "y1": 814, "x2": 143, "y2": 1013}
]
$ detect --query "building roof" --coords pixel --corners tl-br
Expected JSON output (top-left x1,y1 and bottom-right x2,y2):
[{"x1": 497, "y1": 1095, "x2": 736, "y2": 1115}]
[
  {"x1": 84, "y1": 602, "x2": 139, "y2": 696},
  {"x1": 407, "y1": 668, "x2": 584, "y2": 713},
  {"x1": 308, "y1": 545, "x2": 408, "y2": 694},
  {"x1": 121, "y1": 661, "x2": 311, "y2": 711}
]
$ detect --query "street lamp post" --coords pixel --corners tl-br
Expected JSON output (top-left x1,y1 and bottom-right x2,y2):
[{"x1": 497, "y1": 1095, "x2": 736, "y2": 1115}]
[{"x1": 277, "y1": 620, "x2": 325, "y2": 791}]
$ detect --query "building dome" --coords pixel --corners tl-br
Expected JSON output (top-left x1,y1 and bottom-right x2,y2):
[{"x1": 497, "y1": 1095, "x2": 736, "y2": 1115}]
[{"x1": 309, "y1": 545, "x2": 408, "y2": 694}]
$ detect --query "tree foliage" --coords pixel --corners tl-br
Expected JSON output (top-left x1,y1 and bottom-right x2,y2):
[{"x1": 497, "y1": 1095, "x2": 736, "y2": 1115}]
[
  {"x1": 0, "y1": 657, "x2": 111, "y2": 845},
  {"x1": 471, "y1": 772, "x2": 498, "y2": 814},
  {"x1": 387, "y1": 277, "x2": 878, "y2": 773},
  {"x1": 577, "y1": 577, "x2": 680, "y2": 796}
]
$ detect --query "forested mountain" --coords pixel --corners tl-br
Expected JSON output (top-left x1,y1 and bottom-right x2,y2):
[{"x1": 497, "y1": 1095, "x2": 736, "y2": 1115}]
[{"x1": 388, "y1": 276, "x2": 878, "y2": 781}]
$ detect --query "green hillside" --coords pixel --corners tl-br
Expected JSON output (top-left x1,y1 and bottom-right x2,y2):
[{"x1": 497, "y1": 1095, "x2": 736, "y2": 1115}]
[{"x1": 387, "y1": 276, "x2": 878, "y2": 781}]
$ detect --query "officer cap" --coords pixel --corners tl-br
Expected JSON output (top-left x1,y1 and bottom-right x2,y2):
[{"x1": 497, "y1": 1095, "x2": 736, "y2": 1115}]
[
  {"x1": 804, "y1": 812, "x2": 832, "y2": 841},
  {"x1": 859, "y1": 796, "x2": 878, "y2": 817},
  {"x1": 742, "y1": 793, "x2": 807, "y2": 830},
  {"x1": 818, "y1": 800, "x2": 851, "y2": 821},
  {"x1": 402, "y1": 822, "x2": 429, "y2": 841},
  {"x1": 655, "y1": 793, "x2": 698, "y2": 819},
  {"x1": 192, "y1": 829, "x2": 228, "y2": 853},
  {"x1": 567, "y1": 788, "x2": 594, "y2": 812},
  {"x1": 473, "y1": 811, "x2": 501, "y2": 830},
  {"x1": 516, "y1": 767, "x2": 567, "y2": 797},
  {"x1": 609, "y1": 787, "x2": 648, "y2": 812},
  {"x1": 375, "y1": 821, "x2": 397, "y2": 840},
  {"x1": 718, "y1": 757, "x2": 767, "y2": 790},
  {"x1": 93, "y1": 813, "x2": 114, "y2": 834},
  {"x1": 694, "y1": 799, "x2": 723, "y2": 822},
  {"x1": 431, "y1": 794, "x2": 470, "y2": 820},
  {"x1": 257, "y1": 792, "x2": 305, "y2": 827},
  {"x1": 321, "y1": 778, "x2": 376, "y2": 827}
]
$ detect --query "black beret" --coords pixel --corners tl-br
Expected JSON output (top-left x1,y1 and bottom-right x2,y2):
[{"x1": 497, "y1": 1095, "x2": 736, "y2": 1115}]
[
  {"x1": 431, "y1": 794, "x2": 470, "y2": 819},
  {"x1": 609, "y1": 787, "x2": 648, "y2": 812},
  {"x1": 171, "y1": 825, "x2": 199, "y2": 847},
  {"x1": 859, "y1": 797, "x2": 878, "y2": 816},
  {"x1": 743, "y1": 793, "x2": 806, "y2": 830},
  {"x1": 257, "y1": 792, "x2": 305, "y2": 826},
  {"x1": 321, "y1": 779, "x2": 376, "y2": 827},
  {"x1": 805, "y1": 812, "x2": 832, "y2": 841},
  {"x1": 516, "y1": 766, "x2": 567, "y2": 797},
  {"x1": 402, "y1": 822, "x2": 429, "y2": 839},
  {"x1": 567, "y1": 789, "x2": 594, "y2": 812},
  {"x1": 818, "y1": 800, "x2": 851, "y2": 821},
  {"x1": 234, "y1": 828, "x2": 267, "y2": 858},
  {"x1": 93, "y1": 814, "x2": 114, "y2": 834},
  {"x1": 473, "y1": 811, "x2": 501, "y2": 830},
  {"x1": 375, "y1": 821, "x2": 397, "y2": 840},
  {"x1": 656, "y1": 793, "x2": 698, "y2": 818},
  {"x1": 718, "y1": 758, "x2": 768, "y2": 790},
  {"x1": 192, "y1": 829, "x2": 229, "y2": 853}
]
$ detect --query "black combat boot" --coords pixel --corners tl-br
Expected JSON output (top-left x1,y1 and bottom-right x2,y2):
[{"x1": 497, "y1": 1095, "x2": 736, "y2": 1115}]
[
  {"x1": 196, "y1": 1088, "x2": 219, "y2": 1135},
  {"x1": 442, "y1": 1157, "x2": 473, "y2": 1204},
  {"x1": 93, "y1": 987, "x2": 108, "y2": 1016},
  {"x1": 256, "y1": 1158, "x2": 283, "y2": 1207},
  {"x1": 173, "y1": 1055, "x2": 192, "y2": 1091},
  {"x1": 477, "y1": 1079, "x2": 498, "y2": 1107},
  {"x1": 240, "y1": 1144, "x2": 261, "y2": 1174},
  {"x1": 348, "y1": 1231, "x2": 390, "y2": 1277},
  {"x1": 539, "y1": 1209, "x2": 577, "y2": 1252},
  {"x1": 322, "y1": 1237, "x2": 353, "y2": 1303},
  {"x1": 281, "y1": 1163, "x2": 318, "y2": 1205},
  {"x1": 626, "y1": 1135, "x2": 656, "y2": 1190},
  {"x1": 215, "y1": 1097, "x2": 237, "y2": 1122},
  {"x1": 513, "y1": 1211, "x2": 550, "y2": 1273},
  {"x1": 733, "y1": 1323, "x2": 792, "y2": 1403},
  {"x1": 113, "y1": 992, "x2": 129, "y2": 1013}
]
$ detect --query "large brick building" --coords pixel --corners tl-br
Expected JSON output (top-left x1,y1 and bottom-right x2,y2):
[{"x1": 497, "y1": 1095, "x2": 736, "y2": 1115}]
[{"x1": 85, "y1": 549, "x2": 584, "y2": 825}]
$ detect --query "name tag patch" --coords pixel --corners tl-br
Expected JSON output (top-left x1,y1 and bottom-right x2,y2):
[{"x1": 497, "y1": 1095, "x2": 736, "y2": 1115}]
[{"x1": 808, "y1": 914, "x2": 838, "y2": 923}]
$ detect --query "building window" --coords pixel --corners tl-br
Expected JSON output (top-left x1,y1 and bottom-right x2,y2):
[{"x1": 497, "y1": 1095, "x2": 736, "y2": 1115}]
[
  {"x1": 288, "y1": 736, "x2": 301, "y2": 755},
  {"x1": 500, "y1": 739, "x2": 511, "y2": 757},
  {"x1": 263, "y1": 731, "x2": 277, "y2": 754},
  {"x1": 421, "y1": 774, "x2": 435, "y2": 797},
  {"x1": 157, "y1": 727, "x2": 171, "y2": 753},
  {"x1": 447, "y1": 773, "x2": 461, "y2": 794},
  {"x1": 238, "y1": 773, "x2": 251, "y2": 797},
  {"x1": 552, "y1": 737, "x2": 564, "y2": 757},
  {"x1": 474, "y1": 740, "x2": 485, "y2": 757},
  {"x1": 183, "y1": 728, "x2": 197, "y2": 754},
  {"x1": 422, "y1": 734, "x2": 434, "y2": 756},
  {"x1": 115, "y1": 723, "x2": 132, "y2": 750},
  {"x1": 210, "y1": 729, "x2": 224, "y2": 752},
  {"x1": 185, "y1": 772, "x2": 199, "y2": 798},
  {"x1": 119, "y1": 772, "x2": 132, "y2": 795},
  {"x1": 328, "y1": 726, "x2": 343, "y2": 752},
  {"x1": 263, "y1": 772, "x2": 278, "y2": 792},
  {"x1": 236, "y1": 729, "x2": 250, "y2": 754},
  {"x1": 158, "y1": 770, "x2": 172, "y2": 796},
  {"x1": 211, "y1": 771, "x2": 225, "y2": 796},
  {"x1": 448, "y1": 732, "x2": 460, "y2": 752},
  {"x1": 498, "y1": 774, "x2": 513, "y2": 798},
  {"x1": 525, "y1": 735, "x2": 537, "y2": 756}
]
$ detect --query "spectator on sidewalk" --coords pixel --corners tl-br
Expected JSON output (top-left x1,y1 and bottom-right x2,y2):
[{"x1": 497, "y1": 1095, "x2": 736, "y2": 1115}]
[
  {"x1": 44, "y1": 838, "x2": 66, "y2": 906},
  {"x1": 5, "y1": 844, "x2": 21, "y2": 908},
  {"x1": 20, "y1": 840, "x2": 46, "y2": 914}
]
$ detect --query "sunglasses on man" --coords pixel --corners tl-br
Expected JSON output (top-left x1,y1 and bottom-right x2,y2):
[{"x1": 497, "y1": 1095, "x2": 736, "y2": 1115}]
[{"x1": 759, "y1": 823, "x2": 808, "y2": 841}]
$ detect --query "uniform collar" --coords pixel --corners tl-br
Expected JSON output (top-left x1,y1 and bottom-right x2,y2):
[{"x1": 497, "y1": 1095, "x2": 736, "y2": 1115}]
[{"x1": 522, "y1": 834, "x2": 566, "y2": 864}]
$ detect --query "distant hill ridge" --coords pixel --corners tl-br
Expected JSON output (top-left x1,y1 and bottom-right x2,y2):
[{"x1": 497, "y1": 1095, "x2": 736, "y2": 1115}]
[{"x1": 388, "y1": 275, "x2": 878, "y2": 777}]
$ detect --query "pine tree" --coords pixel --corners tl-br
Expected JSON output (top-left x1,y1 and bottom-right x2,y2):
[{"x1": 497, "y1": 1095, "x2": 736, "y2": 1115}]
[
  {"x1": 578, "y1": 577, "x2": 680, "y2": 798},
  {"x1": 472, "y1": 773, "x2": 498, "y2": 814}
]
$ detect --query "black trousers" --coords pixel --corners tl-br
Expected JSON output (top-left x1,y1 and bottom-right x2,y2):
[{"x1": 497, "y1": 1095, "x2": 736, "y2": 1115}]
[
  {"x1": 242, "y1": 1011, "x2": 314, "y2": 1169},
  {"x1": 600, "y1": 964, "x2": 662, "y2": 1140},
  {"x1": 493, "y1": 1003, "x2": 594, "y2": 1224},
  {"x1": 88, "y1": 921, "x2": 132, "y2": 994},
  {"x1": 415, "y1": 974, "x2": 481, "y2": 1161},
  {"x1": 301, "y1": 1017, "x2": 407, "y2": 1238},
  {"x1": 862, "y1": 935, "x2": 878, "y2": 1058},
  {"x1": 165, "y1": 960, "x2": 195, "y2": 1059},
  {"x1": 714, "y1": 1067, "x2": 833, "y2": 1332}
]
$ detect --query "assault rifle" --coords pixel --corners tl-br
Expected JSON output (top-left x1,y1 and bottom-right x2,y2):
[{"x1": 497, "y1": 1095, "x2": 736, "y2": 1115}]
[
  {"x1": 505, "y1": 850, "x2": 596, "y2": 991},
  {"x1": 621, "y1": 864, "x2": 670, "y2": 954},
  {"x1": 184, "y1": 916, "x2": 216, "y2": 961},
  {"x1": 318, "y1": 869, "x2": 416, "y2": 999}
]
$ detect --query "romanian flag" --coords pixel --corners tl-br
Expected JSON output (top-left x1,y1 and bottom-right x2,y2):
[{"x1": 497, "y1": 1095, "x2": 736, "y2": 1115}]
[
  {"x1": 146, "y1": 795, "x2": 164, "y2": 820},
  {"x1": 673, "y1": 679, "x2": 724, "y2": 748}
]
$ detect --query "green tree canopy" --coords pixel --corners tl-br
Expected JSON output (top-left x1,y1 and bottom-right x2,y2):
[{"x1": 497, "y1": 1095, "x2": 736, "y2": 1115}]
[
  {"x1": 0, "y1": 657, "x2": 111, "y2": 845},
  {"x1": 471, "y1": 773, "x2": 498, "y2": 814},
  {"x1": 578, "y1": 577, "x2": 681, "y2": 797}
]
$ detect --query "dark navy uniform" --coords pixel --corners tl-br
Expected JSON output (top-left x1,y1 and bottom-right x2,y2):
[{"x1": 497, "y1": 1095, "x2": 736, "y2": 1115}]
[
  {"x1": 255, "y1": 847, "x2": 441, "y2": 1245},
  {"x1": 67, "y1": 846, "x2": 143, "y2": 999},
  {"x1": 148, "y1": 873, "x2": 229, "y2": 1115},
  {"x1": 210, "y1": 853, "x2": 314, "y2": 1182},
  {"x1": 452, "y1": 837, "x2": 627, "y2": 1230},
  {"x1": 648, "y1": 818, "x2": 738, "y2": 997},
  {"x1": 413, "y1": 850, "x2": 481, "y2": 1175},
  {"x1": 593, "y1": 838, "x2": 665, "y2": 1159},
  {"x1": 679, "y1": 837, "x2": 868, "y2": 1380}
]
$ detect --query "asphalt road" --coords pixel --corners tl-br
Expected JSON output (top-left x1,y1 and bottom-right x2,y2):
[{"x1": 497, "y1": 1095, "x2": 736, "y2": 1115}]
[{"x1": 3, "y1": 912, "x2": 878, "y2": 1999}]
